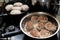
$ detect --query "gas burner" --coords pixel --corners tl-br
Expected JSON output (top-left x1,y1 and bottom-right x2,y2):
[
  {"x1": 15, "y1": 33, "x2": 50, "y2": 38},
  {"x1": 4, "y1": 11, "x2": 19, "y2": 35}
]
[
  {"x1": 2, "y1": 24, "x2": 20, "y2": 33},
  {"x1": 2, "y1": 25, "x2": 20, "y2": 37},
  {"x1": 6, "y1": 25, "x2": 15, "y2": 32},
  {"x1": 5, "y1": 25, "x2": 19, "y2": 32}
]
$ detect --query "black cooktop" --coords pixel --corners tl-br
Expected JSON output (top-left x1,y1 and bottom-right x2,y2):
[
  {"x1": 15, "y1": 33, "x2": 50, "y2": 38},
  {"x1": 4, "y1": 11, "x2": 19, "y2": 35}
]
[
  {"x1": 0, "y1": 14, "x2": 59, "y2": 40},
  {"x1": 0, "y1": 0, "x2": 59, "y2": 40}
]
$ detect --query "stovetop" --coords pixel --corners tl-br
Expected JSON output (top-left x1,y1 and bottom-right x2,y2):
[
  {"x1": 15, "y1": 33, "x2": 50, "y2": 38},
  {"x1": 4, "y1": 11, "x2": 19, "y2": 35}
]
[
  {"x1": 0, "y1": 0, "x2": 59, "y2": 40},
  {"x1": 0, "y1": 15, "x2": 59, "y2": 40},
  {"x1": 0, "y1": 7, "x2": 59, "y2": 40}
]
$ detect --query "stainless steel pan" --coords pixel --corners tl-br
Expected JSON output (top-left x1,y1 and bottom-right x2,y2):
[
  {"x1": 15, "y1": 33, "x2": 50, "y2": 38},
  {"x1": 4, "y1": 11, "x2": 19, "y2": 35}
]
[{"x1": 20, "y1": 12, "x2": 60, "y2": 39}]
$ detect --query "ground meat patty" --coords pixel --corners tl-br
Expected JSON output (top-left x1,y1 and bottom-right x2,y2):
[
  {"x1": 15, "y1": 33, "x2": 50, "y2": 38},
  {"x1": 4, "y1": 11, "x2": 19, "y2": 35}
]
[
  {"x1": 37, "y1": 22, "x2": 45, "y2": 30},
  {"x1": 25, "y1": 21, "x2": 34, "y2": 31},
  {"x1": 31, "y1": 16, "x2": 38, "y2": 23},
  {"x1": 45, "y1": 22, "x2": 56, "y2": 31},
  {"x1": 40, "y1": 29, "x2": 51, "y2": 38},
  {"x1": 38, "y1": 16, "x2": 48, "y2": 22},
  {"x1": 30, "y1": 29, "x2": 40, "y2": 37}
]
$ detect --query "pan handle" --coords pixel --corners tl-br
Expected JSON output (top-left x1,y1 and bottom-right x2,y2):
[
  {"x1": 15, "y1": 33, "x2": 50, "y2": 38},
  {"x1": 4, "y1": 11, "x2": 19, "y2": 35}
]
[{"x1": 1, "y1": 30, "x2": 23, "y2": 37}]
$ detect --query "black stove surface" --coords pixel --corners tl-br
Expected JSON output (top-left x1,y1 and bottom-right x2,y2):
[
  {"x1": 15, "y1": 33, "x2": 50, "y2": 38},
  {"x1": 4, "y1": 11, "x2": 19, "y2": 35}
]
[{"x1": 0, "y1": 0, "x2": 59, "y2": 40}]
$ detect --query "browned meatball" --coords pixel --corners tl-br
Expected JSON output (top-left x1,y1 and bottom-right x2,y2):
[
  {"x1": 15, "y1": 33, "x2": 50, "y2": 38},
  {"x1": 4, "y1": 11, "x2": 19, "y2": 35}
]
[
  {"x1": 31, "y1": 16, "x2": 38, "y2": 22},
  {"x1": 40, "y1": 29, "x2": 51, "y2": 38},
  {"x1": 25, "y1": 21, "x2": 34, "y2": 31},
  {"x1": 45, "y1": 22, "x2": 56, "y2": 31},
  {"x1": 37, "y1": 22, "x2": 45, "y2": 30},
  {"x1": 30, "y1": 29, "x2": 40, "y2": 37},
  {"x1": 38, "y1": 16, "x2": 48, "y2": 22}
]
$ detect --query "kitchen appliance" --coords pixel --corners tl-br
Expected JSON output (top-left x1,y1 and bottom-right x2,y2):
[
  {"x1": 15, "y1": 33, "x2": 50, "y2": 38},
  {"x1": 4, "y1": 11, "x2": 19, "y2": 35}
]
[{"x1": 0, "y1": 0, "x2": 60, "y2": 40}]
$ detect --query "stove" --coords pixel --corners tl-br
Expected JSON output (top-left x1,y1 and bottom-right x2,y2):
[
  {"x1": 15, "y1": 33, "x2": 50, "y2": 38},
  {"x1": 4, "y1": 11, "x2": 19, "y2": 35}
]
[
  {"x1": 0, "y1": 15, "x2": 59, "y2": 40},
  {"x1": 0, "y1": 0, "x2": 60, "y2": 40}
]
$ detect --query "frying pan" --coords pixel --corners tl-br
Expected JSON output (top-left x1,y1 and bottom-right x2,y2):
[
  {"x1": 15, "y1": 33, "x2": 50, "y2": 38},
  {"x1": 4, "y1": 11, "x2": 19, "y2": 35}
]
[
  {"x1": 20, "y1": 12, "x2": 60, "y2": 39},
  {"x1": 3, "y1": 1, "x2": 29, "y2": 15}
]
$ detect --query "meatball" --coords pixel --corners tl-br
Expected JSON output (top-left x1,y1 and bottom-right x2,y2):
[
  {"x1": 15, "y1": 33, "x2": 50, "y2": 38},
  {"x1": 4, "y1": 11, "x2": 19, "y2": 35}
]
[
  {"x1": 40, "y1": 29, "x2": 51, "y2": 38},
  {"x1": 37, "y1": 22, "x2": 45, "y2": 30},
  {"x1": 25, "y1": 21, "x2": 34, "y2": 31},
  {"x1": 5, "y1": 4, "x2": 13, "y2": 11},
  {"x1": 30, "y1": 29, "x2": 40, "y2": 37},
  {"x1": 31, "y1": 16, "x2": 38, "y2": 23},
  {"x1": 45, "y1": 22, "x2": 56, "y2": 31},
  {"x1": 38, "y1": 16, "x2": 48, "y2": 22},
  {"x1": 14, "y1": 2, "x2": 23, "y2": 7},
  {"x1": 21, "y1": 5, "x2": 29, "y2": 11}
]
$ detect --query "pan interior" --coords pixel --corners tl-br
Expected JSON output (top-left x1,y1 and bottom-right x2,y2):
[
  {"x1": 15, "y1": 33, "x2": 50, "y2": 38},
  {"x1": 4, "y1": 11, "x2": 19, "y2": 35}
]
[{"x1": 21, "y1": 13, "x2": 58, "y2": 39}]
